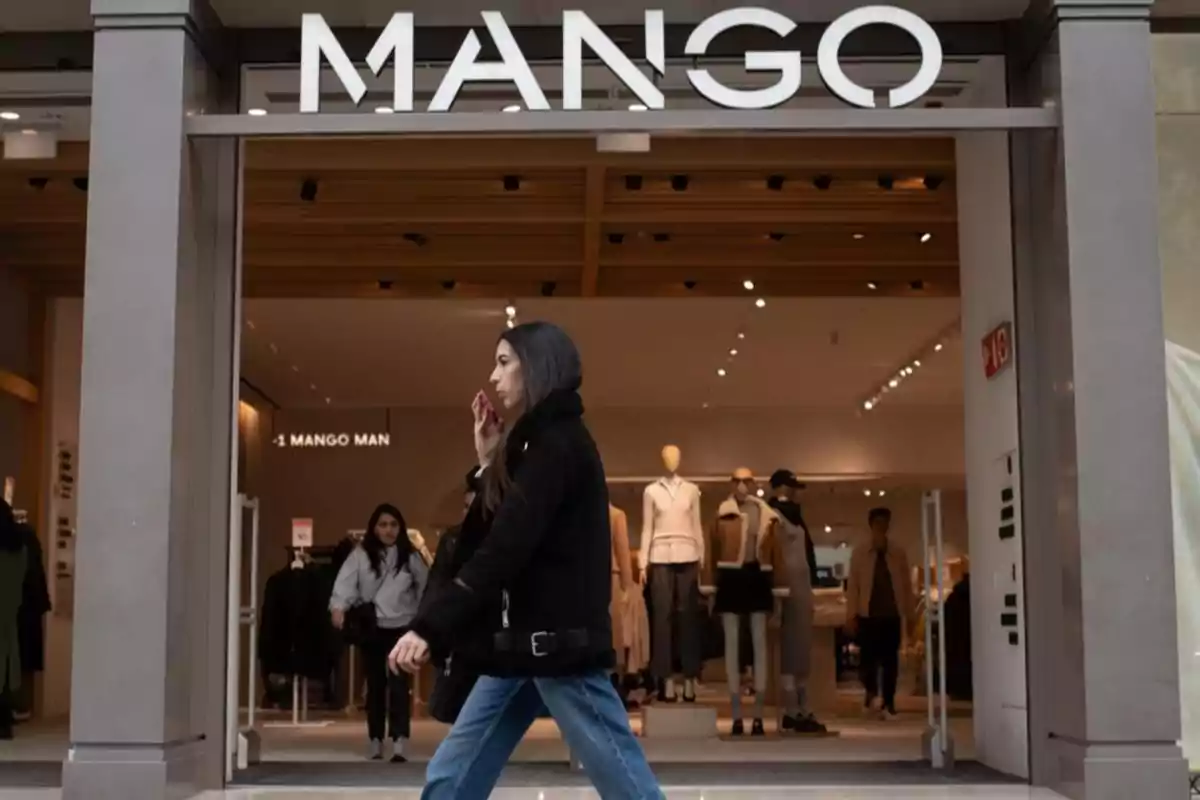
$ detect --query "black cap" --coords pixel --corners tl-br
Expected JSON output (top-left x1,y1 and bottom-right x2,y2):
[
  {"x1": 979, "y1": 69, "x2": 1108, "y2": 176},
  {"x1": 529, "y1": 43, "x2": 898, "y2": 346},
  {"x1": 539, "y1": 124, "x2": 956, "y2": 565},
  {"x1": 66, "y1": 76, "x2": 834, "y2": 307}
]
[
  {"x1": 769, "y1": 469, "x2": 804, "y2": 490},
  {"x1": 465, "y1": 467, "x2": 482, "y2": 494}
]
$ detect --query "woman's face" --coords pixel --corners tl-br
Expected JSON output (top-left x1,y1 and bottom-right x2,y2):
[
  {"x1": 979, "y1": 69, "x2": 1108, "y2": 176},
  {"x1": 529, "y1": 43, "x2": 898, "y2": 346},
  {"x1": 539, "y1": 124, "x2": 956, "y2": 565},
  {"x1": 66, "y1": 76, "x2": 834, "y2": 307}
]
[
  {"x1": 375, "y1": 512, "x2": 401, "y2": 546},
  {"x1": 490, "y1": 339, "x2": 525, "y2": 410}
]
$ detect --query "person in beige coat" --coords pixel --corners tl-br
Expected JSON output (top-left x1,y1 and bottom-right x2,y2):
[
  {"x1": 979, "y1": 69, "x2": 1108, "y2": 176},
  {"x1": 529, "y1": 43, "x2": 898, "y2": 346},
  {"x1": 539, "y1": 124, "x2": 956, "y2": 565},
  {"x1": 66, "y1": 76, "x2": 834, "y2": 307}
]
[{"x1": 845, "y1": 507, "x2": 914, "y2": 720}]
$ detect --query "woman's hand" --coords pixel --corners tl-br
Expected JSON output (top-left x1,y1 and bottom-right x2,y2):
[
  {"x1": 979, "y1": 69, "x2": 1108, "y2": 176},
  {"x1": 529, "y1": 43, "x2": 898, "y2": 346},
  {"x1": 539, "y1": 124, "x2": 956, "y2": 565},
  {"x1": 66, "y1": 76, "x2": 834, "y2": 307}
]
[
  {"x1": 472, "y1": 391, "x2": 503, "y2": 467},
  {"x1": 389, "y1": 630, "x2": 431, "y2": 675},
  {"x1": 331, "y1": 609, "x2": 345, "y2": 630}
]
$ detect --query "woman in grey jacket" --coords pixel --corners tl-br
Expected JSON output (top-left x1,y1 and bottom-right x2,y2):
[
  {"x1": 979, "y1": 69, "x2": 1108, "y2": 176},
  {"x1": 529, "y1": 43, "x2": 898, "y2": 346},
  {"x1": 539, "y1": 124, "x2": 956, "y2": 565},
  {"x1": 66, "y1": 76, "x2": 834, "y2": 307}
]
[{"x1": 331, "y1": 503, "x2": 429, "y2": 762}]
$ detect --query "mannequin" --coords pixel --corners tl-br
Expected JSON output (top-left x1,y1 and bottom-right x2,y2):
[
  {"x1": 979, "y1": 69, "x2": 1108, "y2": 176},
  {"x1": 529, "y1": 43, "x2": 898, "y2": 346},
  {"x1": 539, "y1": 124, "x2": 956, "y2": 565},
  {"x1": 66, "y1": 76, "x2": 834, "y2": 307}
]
[
  {"x1": 609, "y1": 503, "x2": 634, "y2": 681},
  {"x1": 767, "y1": 469, "x2": 828, "y2": 734},
  {"x1": 703, "y1": 468, "x2": 782, "y2": 736},
  {"x1": 640, "y1": 445, "x2": 704, "y2": 702}
]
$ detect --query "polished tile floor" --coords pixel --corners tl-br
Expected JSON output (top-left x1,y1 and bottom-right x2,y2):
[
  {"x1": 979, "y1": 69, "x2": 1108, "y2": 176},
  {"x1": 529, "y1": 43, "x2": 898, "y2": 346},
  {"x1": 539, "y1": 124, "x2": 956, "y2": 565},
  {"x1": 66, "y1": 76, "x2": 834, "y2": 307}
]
[{"x1": 0, "y1": 790, "x2": 1067, "y2": 799}]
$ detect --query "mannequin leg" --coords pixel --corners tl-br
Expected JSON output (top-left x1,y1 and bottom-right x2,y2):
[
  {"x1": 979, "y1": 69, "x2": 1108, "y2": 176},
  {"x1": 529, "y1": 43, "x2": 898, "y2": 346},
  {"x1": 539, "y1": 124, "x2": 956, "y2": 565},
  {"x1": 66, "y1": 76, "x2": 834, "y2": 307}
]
[
  {"x1": 750, "y1": 612, "x2": 769, "y2": 721},
  {"x1": 648, "y1": 565, "x2": 673, "y2": 684},
  {"x1": 678, "y1": 563, "x2": 702, "y2": 681},
  {"x1": 781, "y1": 674, "x2": 800, "y2": 717},
  {"x1": 722, "y1": 613, "x2": 741, "y2": 720}
]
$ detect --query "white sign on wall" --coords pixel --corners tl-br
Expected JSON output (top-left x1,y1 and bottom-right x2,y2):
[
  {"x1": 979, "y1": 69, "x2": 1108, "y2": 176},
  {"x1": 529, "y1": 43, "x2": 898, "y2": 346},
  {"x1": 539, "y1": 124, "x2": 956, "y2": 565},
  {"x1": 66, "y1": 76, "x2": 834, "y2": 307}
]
[
  {"x1": 300, "y1": 5, "x2": 943, "y2": 113},
  {"x1": 274, "y1": 432, "x2": 391, "y2": 448},
  {"x1": 291, "y1": 518, "x2": 314, "y2": 548}
]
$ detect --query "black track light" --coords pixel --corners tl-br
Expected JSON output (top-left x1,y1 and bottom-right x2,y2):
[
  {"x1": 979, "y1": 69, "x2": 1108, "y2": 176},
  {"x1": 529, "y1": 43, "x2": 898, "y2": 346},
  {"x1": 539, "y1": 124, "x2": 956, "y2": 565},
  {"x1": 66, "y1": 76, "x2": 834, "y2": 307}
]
[
  {"x1": 683, "y1": 280, "x2": 697, "y2": 290},
  {"x1": 910, "y1": 280, "x2": 926, "y2": 291},
  {"x1": 625, "y1": 174, "x2": 643, "y2": 191},
  {"x1": 27, "y1": 177, "x2": 48, "y2": 190},
  {"x1": 812, "y1": 174, "x2": 833, "y2": 191},
  {"x1": 653, "y1": 233, "x2": 671, "y2": 243},
  {"x1": 378, "y1": 279, "x2": 394, "y2": 290},
  {"x1": 441, "y1": 279, "x2": 457, "y2": 291},
  {"x1": 541, "y1": 281, "x2": 558, "y2": 297},
  {"x1": 402, "y1": 232, "x2": 428, "y2": 247},
  {"x1": 72, "y1": 177, "x2": 88, "y2": 193},
  {"x1": 670, "y1": 174, "x2": 689, "y2": 192},
  {"x1": 923, "y1": 174, "x2": 945, "y2": 191},
  {"x1": 608, "y1": 232, "x2": 625, "y2": 245},
  {"x1": 768, "y1": 232, "x2": 785, "y2": 242},
  {"x1": 300, "y1": 178, "x2": 318, "y2": 202},
  {"x1": 877, "y1": 175, "x2": 895, "y2": 191},
  {"x1": 503, "y1": 174, "x2": 521, "y2": 191},
  {"x1": 766, "y1": 174, "x2": 785, "y2": 191}
]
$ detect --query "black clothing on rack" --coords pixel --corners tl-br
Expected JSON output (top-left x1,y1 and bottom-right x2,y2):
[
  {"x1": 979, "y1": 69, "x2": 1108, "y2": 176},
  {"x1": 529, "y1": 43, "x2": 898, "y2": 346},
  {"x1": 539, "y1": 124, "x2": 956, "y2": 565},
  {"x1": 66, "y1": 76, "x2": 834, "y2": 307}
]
[
  {"x1": 17, "y1": 524, "x2": 51, "y2": 674},
  {"x1": 258, "y1": 560, "x2": 339, "y2": 681}
]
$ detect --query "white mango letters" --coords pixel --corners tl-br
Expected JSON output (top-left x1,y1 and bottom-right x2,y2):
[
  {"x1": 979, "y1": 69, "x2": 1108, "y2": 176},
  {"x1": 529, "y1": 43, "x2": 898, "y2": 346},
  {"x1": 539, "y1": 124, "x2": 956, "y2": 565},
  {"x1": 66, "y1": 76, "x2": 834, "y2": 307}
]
[{"x1": 298, "y1": 6, "x2": 942, "y2": 114}]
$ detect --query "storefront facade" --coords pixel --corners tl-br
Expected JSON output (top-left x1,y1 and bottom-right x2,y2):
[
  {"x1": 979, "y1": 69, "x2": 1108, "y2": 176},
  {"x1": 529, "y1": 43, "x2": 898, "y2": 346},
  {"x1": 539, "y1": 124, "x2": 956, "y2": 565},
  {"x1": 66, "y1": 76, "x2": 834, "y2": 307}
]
[{"x1": 0, "y1": 0, "x2": 1186, "y2": 798}]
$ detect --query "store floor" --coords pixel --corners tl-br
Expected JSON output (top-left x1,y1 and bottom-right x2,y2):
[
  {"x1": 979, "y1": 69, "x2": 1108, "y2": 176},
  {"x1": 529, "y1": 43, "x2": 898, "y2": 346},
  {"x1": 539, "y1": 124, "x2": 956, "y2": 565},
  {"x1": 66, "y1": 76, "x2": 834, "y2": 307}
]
[{"x1": 0, "y1": 789, "x2": 1067, "y2": 799}]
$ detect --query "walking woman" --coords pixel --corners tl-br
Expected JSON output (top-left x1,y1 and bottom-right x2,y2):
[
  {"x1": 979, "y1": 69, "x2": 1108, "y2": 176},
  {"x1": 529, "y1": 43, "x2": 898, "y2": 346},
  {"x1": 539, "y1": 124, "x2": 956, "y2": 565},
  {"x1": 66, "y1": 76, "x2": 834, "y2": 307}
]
[
  {"x1": 331, "y1": 503, "x2": 428, "y2": 762},
  {"x1": 390, "y1": 322, "x2": 662, "y2": 799}
]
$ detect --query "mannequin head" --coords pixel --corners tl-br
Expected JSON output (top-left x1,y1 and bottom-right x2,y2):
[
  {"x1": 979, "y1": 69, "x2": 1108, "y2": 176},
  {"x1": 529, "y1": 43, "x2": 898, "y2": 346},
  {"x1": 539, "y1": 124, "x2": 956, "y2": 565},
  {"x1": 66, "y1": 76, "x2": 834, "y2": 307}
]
[
  {"x1": 490, "y1": 322, "x2": 583, "y2": 412},
  {"x1": 731, "y1": 467, "x2": 756, "y2": 502},
  {"x1": 661, "y1": 445, "x2": 682, "y2": 474}
]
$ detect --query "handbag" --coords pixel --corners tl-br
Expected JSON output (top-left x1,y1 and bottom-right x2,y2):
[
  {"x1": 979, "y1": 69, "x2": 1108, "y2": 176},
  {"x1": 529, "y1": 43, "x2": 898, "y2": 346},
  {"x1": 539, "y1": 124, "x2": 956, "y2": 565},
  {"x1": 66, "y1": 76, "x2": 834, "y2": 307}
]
[
  {"x1": 428, "y1": 654, "x2": 479, "y2": 724},
  {"x1": 342, "y1": 602, "x2": 377, "y2": 646}
]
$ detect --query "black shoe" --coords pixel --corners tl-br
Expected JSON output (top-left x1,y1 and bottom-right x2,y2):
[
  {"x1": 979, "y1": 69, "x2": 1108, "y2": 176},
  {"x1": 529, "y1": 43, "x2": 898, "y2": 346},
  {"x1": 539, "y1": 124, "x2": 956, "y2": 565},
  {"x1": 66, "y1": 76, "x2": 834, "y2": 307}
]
[
  {"x1": 656, "y1": 687, "x2": 678, "y2": 704},
  {"x1": 731, "y1": 719, "x2": 745, "y2": 737},
  {"x1": 795, "y1": 715, "x2": 829, "y2": 734},
  {"x1": 781, "y1": 714, "x2": 798, "y2": 732},
  {"x1": 751, "y1": 719, "x2": 765, "y2": 736},
  {"x1": 390, "y1": 754, "x2": 408, "y2": 764},
  {"x1": 0, "y1": 728, "x2": 12, "y2": 741},
  {"x1": 682, "y1": 689, "x2": 696, "y2": 704}
]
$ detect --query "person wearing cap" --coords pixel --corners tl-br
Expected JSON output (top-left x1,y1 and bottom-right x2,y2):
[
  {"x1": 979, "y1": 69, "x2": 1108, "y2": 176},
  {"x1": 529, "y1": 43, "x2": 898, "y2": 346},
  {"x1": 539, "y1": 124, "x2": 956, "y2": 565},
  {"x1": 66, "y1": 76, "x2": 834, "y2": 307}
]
[{"x1": 768, "y1": 470, "x2": 828, "y2": 734}]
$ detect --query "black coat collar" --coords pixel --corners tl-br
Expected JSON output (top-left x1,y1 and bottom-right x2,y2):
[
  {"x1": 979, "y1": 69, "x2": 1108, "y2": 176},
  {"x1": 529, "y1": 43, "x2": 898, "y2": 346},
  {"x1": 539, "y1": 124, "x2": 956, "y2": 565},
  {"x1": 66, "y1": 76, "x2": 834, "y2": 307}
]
[{"x1": 505, "y1": 390, "x2": 584, "y2": 460}]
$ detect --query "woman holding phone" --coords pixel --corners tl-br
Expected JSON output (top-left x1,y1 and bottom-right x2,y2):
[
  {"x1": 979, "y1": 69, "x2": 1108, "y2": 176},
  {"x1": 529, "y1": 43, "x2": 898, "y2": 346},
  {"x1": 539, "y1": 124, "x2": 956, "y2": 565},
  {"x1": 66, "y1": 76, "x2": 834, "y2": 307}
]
[{"x1": 389, "y1": 321, "x2": 662, "y2": 799}]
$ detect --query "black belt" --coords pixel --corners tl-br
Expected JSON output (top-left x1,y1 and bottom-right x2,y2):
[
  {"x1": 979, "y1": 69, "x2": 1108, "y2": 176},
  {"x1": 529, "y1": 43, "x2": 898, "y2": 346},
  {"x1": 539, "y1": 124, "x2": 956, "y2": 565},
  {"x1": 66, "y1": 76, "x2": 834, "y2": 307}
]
[{"x1": 493, "y1": 628, "x2": 591, "y2": 658}]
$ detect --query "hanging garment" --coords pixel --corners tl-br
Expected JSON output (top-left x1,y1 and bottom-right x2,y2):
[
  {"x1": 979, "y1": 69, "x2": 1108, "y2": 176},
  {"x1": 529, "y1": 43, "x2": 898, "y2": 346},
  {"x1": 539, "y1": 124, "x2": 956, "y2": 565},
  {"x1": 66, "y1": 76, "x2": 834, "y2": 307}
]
[
  {"x1": 258, "y1": 563, "x2": 339, "y2": 680},
  {"x1": 622, "y1": 582, "x2": 651, "y2": 674},
  {"x1": 16, "y1": 524, "x2": 50, "y2": 673}
]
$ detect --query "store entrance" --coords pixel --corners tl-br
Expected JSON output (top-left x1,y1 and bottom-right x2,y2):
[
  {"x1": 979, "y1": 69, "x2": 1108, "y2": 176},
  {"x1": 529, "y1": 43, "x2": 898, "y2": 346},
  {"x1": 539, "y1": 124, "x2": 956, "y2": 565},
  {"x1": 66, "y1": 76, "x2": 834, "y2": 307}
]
[{"x1": 227, "y1": 133, "x2": 998, "y2": 782}]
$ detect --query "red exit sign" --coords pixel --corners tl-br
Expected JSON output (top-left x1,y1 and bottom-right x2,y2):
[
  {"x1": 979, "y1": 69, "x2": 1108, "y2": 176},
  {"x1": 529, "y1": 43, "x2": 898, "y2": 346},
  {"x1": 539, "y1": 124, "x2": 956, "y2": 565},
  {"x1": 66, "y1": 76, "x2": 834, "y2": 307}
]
[{"x1": 982, "y1": 322, "x2": 1014, "y2": 379}]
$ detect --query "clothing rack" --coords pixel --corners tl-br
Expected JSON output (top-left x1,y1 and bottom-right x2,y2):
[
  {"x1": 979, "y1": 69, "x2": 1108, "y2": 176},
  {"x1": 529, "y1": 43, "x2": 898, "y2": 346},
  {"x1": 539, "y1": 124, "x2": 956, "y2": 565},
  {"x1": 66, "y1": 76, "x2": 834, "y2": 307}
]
[{"x1": 266, "y1": 544, "x2": 335, "y2": 731}]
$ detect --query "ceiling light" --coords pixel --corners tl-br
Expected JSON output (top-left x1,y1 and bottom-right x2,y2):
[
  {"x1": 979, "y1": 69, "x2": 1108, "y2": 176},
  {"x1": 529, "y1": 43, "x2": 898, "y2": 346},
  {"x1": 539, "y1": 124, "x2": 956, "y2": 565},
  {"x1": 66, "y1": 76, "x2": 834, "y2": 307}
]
[
  {"x1": 729, "y1": 349, "x2": 739, "y2": 357},
  {"x1": 374, "y1": 106, "x2": 394, "y2": 114},
  {"x1": 864, "y1": 489, "x2": 873, "y2": 497},
  {"x1": 824, "y1": 525, "x2": 833, "y2": 534},
  {"x1": 502, "y1": 104, "x2": 521, "y2": 113},
  {"x1": 879, "y1": 490, "x2": 887, "y2": 497},
  {"x1": 506, "y1": 319, "x2": 516, "y2": 329},
  {"x1": 863, "y1": 400, "x2": 874, "y2": 411},
  {"x1": 505, "y1": 305, "x2": 517, "y2": 318},
  {"x1": 889, "y1": 379, "x2": 899, "y2": 388},
  {"x1": 867, "y1": 282, "x2": 878, "y2": 291},
  {"x1": 629, "y1": 103, "x2": 648, "y2": 112},
  {"x1": 853, "y1": 233, "x2": 865, "y2": 240},
  {"x1": 812, "y1": 174, "x2": 833, "y2": 191},
  {"x1": 268, "y1": 343, "x2": 278, "y2": 354},
  {"x1": 701, "y1": 402, "x2": 710, "y2": 409},
  {"x1": 0, "y1": 111, "x2": 18, "y2": 121},
  {"x1": 503, "y1": 175, "x2": 521, "y2": 191},
  {"x1": 309, "y1": 383, "x2": 317, "y2": 391},
  {"x1": 742, "y1": 279, "x2": 755, "y2": 291},
  {"x1": 247, "y1": 108, "x2": 267, "y2": 116},
  {"x1": 920, "y1": 232, "x2": 933, "y2": 243},
  {"x1": 877, "y1": 175, "x2": 895, "y2": 191},
  {"x1": 671, "y1": 175, "x2": 689, "y2": 191},
  {"x1": 913, "y1": 360, "x2": 922, "y2": 368},
  {"x1": 766, "y1": 174, "x2": 785, "y2": 191},
  {"x1": 935, "y1": 343, "x2": 944, "y2": 352},
  {"x1": 755, "y1": 298, "x2": 766, "y2": 309},
  {"x1": 325, "y1": 397, "x2": 332, "y2": 405},
  {"x1": 20, "y1": 129, "x2": 37, "y2": 136},
  {"x1": 737, "y1": 332, "x2": 746, "y2": 340},
  {"x1": 756, "y1": 489, "x2": 766, "y2": 498},
  {"x1": 717, "y1": 368, "x2": 727, "y2": 377},
  {"x1": 299, "y1": 178, "x2": 318, "y2": 202},
  {"x1": 291, "y1": 365, "x2": 299, "y2": 373}
]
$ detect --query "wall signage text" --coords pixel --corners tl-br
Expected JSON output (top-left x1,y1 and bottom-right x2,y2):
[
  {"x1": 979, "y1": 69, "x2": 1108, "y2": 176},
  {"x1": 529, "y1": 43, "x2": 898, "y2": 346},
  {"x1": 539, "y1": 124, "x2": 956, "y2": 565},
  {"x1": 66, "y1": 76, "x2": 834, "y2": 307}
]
[
  {"x1": 300, "y1": 6, "x2": 942, "y2": 113},
  {"x1": 274, "y1": 432, "x2": 392, "y2": 449},
  {"x1": 982, "y1": 322, "x2": 1014, "y2": 380}
]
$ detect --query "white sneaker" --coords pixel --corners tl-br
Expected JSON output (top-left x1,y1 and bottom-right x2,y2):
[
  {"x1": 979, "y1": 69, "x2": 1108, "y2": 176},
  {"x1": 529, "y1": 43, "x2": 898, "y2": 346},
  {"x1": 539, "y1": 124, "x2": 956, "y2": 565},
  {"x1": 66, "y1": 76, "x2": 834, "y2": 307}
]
[
  {"x1": 881, "y1": 709, "x2": 899, "y2": 721},
  {"x1": 368, "y1": 739, "x2": 383, "y2": 760},
  {"x1": 863, "y1": 696, "x2": 883, "y2": 719}
]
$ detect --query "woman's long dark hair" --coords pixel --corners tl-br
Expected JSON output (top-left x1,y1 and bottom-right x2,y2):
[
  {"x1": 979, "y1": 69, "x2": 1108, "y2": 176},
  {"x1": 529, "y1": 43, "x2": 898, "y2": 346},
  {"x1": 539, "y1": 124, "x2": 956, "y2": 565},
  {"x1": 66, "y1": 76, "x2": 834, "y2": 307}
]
[
  {"x1": 483, "y1": 322, "x2": 583, "y2": 513},
  {"x1": 0, "y1": 500, "x2": 22, "y2": 554},
  {"x1": 362, "y1": 503, "x2": 413, "y2": 577}
]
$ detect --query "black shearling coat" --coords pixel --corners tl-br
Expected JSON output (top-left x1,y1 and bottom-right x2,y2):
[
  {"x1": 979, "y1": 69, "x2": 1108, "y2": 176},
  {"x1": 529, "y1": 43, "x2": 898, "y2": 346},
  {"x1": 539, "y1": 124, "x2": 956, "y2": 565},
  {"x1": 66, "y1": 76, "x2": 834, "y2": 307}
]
[{"x1": 410, "y1": 390, "x2": 614, "y2": 677}]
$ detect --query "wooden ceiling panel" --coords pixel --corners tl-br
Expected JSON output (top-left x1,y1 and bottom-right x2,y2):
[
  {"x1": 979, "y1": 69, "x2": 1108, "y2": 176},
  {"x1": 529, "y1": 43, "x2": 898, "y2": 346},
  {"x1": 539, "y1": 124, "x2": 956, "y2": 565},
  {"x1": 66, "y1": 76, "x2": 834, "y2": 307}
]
[{"x1": 5, "y1": 136, "x2": 962, "y2": 300}]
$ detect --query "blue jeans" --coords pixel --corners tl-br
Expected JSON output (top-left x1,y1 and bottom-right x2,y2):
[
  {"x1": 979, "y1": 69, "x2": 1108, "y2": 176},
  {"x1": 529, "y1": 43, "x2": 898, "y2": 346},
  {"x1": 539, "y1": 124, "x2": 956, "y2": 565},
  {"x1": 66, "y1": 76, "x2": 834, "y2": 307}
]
[{"x1": 423, "y1": 670, "x2": 662, "y2": 799}]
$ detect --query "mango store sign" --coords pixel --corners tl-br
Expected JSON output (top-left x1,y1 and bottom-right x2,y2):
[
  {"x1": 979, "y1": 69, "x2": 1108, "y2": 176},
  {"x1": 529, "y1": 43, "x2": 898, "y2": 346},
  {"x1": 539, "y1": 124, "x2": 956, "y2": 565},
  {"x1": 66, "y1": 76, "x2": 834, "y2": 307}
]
[
  {"x1": 301, "y1": 6, "x2": 942, "y2": 114},
  {"x1": 274, "y1": 432, "x2": 391, "y2": 449}
]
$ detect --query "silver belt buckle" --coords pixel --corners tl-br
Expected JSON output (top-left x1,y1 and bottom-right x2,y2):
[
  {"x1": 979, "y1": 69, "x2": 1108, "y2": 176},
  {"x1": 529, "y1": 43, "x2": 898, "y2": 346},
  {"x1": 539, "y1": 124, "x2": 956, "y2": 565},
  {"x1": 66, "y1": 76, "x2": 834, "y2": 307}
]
[{"x1": 530, "y1": 631, "x2": 551, "y2": 658}]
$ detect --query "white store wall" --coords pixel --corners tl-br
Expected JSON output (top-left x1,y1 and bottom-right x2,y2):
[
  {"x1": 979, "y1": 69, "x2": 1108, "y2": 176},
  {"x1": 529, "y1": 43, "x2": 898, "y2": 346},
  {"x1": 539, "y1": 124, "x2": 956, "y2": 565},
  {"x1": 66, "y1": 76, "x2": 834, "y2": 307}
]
[{"x1": 955, "y1": 58, "x2": 1028, "y2": 779}]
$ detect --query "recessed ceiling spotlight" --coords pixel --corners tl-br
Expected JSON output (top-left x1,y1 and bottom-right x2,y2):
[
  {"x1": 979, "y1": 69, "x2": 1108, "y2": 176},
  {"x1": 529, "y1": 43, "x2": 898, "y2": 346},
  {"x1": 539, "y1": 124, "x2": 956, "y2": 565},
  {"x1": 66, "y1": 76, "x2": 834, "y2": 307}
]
[
  {"x1": 506, "y1": 319, "x2": 516, "y2": 329},
  {"x1": 913, "y1": 360, "x2": 922, "y2": 368},
  {"x1": 853, "y1": 233, "x2": 865, "y2": 240},
  {"x1": 867, "y1": 282, "x2": 878, "y2": 291},
  {"x1": 877, "y1": 175, "x2": 895, "y2": 191},
  {"x1": 625, "y1": 174, "x2": 643, "y2": 191},
  {"x1": 505, "y1": 304, "x2": 517, "y2": 318},
  {"x1": 737, "y1": 332, "x2": 746, "y2": 340},
  {"x1": 717, "y1": 368, "x2": 728, "y2": 377},
  {"x1": 671, "y1": 174, "x2": 690, "y2": 192},
  {"x1": 812, "y1": 174, "x2": 833, "y2": 191},
  {"x1": 824, "y1": 525, "x2": 833, "y2": 533},
  {"x1": 268, "y1": 343, "x2": 278, "y2": 354},
  {"x1": 743, "y1": 279, "x2": 755, "y2": 291},
  {"x1": 935, "y1": 343, "x2": 944, "y2": 352},
  {"x1": 0, "y1": 111, "x2": 19, "y2": 121},
  {"x1": 502, "y1": 104, "x2": 521, "y2": 113},
  {"x1": 879, "y1": 490, "x2": 887, "y2": 497},
  {"x1": 755, "y1": 298, "x2": 766, "y2": 309},
  {"x1": 629, "y1": 103, "x2": 648, "y2": 112},
  {"x1": 863, "y1": 489, "x2": 872, "y2": 497},
  {"x1": 299, "y1": 178, "x2": 318, "y2": 202},
  {"x1": 920, "y1": 232, "x2": 933, "y2": 244},
  {"x1": 325, "y1": 397, "x2": 332, "y2": 405},
  {"x1": 291, "y1": 365, "x2": 299, "y2": 373},
  {"x1": 503, "y1": 175, "x2": 521, "y2": 192},
  {"x1": 863, "y1": 400, "x2": 874, "y2": 411},
  {"x1": 756, "y1": 488, "x2": 766, "y2": 498},
  {"x1": 309, "y1": 383, "x2": 317, "y2": 391},
  {"x1": 729, "y1": 348, "x2": 739, "y2": 357},
  {"x1": 247, "y1": 108, "x2": 267, "y2": 116},
  {"x1": 889, "y1": 379, "x2": 899, "y2": 388},
  {"x1": 246, "y1": 320, "x2": 256, "y2": 330}
]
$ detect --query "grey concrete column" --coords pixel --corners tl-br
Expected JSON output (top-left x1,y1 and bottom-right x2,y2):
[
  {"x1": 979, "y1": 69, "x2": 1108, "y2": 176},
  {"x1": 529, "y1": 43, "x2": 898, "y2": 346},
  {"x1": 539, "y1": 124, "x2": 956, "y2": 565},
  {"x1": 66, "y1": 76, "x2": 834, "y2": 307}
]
[
  {"x1": 1011, "y1": 2, "x2": 1188, "y2": 798},
  {"x1": 63, "y1": 0, "x2": 239, "y2": 798}
]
